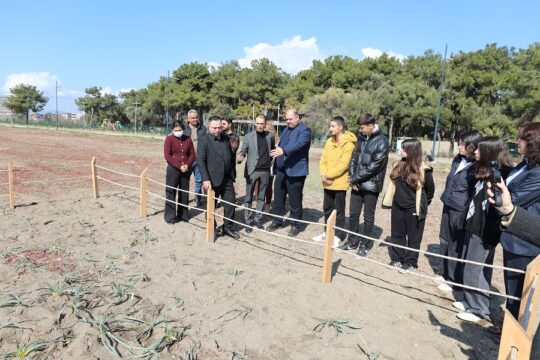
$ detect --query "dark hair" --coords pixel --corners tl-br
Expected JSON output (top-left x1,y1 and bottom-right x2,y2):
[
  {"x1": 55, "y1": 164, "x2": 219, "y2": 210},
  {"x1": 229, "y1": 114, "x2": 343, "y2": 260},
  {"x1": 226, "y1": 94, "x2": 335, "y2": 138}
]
[
  {"x1": 356, "y1": 113, "x2": 375, "y2": 125},
  {"x1": 221, "y1": 116, "x2": 232, "y2": 125},
  {"x1": 390, "y1": 138, "x2": 424, "y2": 188},
  {"x1": 172, "y1": 120, "x2": 184, "y2": 130},
  {"x1": 517, "y1": 122, "x2": 540, "y2": 169},
  {"x1": 331, "y1": 116, "x2": 347, "y2": 130},
  {"x1": 208, "y1": 115, "x2": 221, "y2": 123},
  {"x1": 457, "y1": 130, "x2": 482, "y2": 161},
  {"x1": 475, "y1": 136, "x2": 514, "y2": 180}
]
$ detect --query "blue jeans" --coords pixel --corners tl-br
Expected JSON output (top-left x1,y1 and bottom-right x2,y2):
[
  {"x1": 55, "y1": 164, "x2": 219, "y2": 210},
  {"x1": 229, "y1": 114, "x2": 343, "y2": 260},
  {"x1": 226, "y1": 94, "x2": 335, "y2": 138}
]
[{"x1": 192, "y1": 162, "x2": 202, "y2": 195}]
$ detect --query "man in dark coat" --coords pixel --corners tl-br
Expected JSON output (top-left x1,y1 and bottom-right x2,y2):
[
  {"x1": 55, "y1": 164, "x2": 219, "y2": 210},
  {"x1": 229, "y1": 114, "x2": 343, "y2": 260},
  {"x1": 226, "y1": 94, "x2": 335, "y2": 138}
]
[
  {"x1": 340, "y1": 113, "x2": 389, "y2": 257},
  {"x1": 197, "y1": 116, "x2": 240, "y2": 239}
]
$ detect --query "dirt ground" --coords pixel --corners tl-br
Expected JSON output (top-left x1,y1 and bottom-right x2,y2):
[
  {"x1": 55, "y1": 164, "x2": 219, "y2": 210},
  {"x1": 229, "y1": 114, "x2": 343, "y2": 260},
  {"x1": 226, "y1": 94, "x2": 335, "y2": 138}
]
[{"x1": 0, "y1": 125, "x2": 507, "y2": 359}]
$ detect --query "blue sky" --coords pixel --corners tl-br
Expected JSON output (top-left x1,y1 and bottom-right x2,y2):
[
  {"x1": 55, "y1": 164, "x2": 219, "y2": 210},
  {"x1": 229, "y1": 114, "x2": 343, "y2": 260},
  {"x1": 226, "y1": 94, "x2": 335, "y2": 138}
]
[{"x1": 1, "y1": 0, "x2": 539, "y2": 112}]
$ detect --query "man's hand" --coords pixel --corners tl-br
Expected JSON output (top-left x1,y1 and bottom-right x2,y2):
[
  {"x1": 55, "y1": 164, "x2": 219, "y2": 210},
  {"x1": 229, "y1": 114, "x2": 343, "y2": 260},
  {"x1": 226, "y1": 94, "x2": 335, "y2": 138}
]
[
  {"x1": 236, "y1": 154, "x2": 244, "y2": 164},
  {"x1": 487, "y1": 180, "x2": 513, "y2": 214},
  {"x1": 203, "y1": 181, "x2": 212, "y2": 191},
  {"x1": 270, "y1": 146, "x2": 284, "y2": 158},
  {"x1": 351, "y1": 184, "x2": 359, "y2": 191}
]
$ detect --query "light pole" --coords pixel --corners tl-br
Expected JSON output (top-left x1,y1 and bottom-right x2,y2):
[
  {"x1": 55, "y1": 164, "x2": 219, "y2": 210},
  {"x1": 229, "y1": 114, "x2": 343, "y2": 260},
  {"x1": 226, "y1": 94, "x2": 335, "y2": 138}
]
[
  {"x1": 55, "y1": 80, "x2": 61, "y2": 130},
  {"x1": 133, "y1": 101, "x2": 141, "y2": 133},
  {"x1": 431, "y1": 44, "x2": 448, "y2": 160},
  {"x1": 167, "y1": 72, "x2": 181, "y2": 131}
]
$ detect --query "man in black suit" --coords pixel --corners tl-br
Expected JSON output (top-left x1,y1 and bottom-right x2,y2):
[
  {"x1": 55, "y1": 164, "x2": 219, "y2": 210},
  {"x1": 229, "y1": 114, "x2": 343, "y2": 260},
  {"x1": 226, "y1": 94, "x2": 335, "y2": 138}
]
[{"x1": 197, "y1": 116, "x2": 240, "y2": 239}]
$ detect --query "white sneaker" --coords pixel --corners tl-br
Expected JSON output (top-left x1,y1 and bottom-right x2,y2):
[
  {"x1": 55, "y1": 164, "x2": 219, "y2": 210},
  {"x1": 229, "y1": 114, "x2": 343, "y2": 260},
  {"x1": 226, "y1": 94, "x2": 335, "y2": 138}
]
[
  {"x1": 333, "y1": 236, "x2": 341, "y2": 248},
  {"x1": 438, "y1": 283, "x2": 453, "y2": 293},
  {"x1": 452, "y1": 301, "x2": 469, "y2": 312},
  {"x1": 312, "y1": 232, "x2": 326, "y2": 242},
  {"x1": 457, "y1": 311, "x2": 482, "y2": 323}
]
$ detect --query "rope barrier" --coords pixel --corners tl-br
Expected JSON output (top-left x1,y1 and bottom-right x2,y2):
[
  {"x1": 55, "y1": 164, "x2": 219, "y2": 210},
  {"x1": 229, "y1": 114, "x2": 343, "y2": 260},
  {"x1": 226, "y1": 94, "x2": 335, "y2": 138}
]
[
  {"x1": 145, "y1": 189, "x2": 206, "y2": 213},
  {"x1": 333, "y1": 247, "x2": 521, "y2": 301},
  {"x1": 211, "y1": 211, "x2": 324, "y2": 247},
  {"x1": 13, "y1": 164, "x2": 90, "y2": 172},
  {"x1": 95, "y1": 165, "x2": 140, "y2": 178},
  {"x1": 96, "y1": 176, "x2": 139, "y2": 191},
  {"x1": 18, "y1": 176, "x2": 91, "y2": 185},
  {"x1": 212, "y1": 211, "x2": 521, "y2": 301},
  {"x1": 146, "y1": 177, "x2": 208, "y2": 198},
  {"x1": 0, "y1": 182, "x2": 8, "y2": 186},
  {"x1": 215, "y1": 196, "x2": 326, "y2": 228},
  {"x1": 333, "y1": 225, "x2": 526, "y2": 275}
]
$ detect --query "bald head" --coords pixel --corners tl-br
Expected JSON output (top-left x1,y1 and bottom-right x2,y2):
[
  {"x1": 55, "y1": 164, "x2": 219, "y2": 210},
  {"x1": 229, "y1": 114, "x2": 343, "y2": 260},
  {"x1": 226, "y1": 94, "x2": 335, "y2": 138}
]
[{"x1": 285, "y1": 109, "x2": 300, "y2": 129}]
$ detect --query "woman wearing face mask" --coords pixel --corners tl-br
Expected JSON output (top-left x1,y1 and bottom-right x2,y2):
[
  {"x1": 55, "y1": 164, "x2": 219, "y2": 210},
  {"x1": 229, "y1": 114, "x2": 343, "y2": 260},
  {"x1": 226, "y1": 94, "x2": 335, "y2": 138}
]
[{"x1": 163, "y1": 121, "x2": 196, "y2": 224}]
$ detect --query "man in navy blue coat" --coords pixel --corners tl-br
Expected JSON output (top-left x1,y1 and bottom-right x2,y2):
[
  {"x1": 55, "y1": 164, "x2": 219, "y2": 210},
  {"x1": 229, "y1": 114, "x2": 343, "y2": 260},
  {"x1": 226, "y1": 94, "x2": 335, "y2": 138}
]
[{"x1": 267, "y1": 109, "x2": 312, "y2": 236}]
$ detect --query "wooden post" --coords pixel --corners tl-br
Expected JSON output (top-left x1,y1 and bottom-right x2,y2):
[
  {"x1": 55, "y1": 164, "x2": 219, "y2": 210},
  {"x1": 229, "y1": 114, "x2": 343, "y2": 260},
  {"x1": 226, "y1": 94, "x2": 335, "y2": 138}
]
[
  {"x1": 518, "y1": 255, "x2": 540, "y2": 336},
  {"x1": 139, "y1": 168, "x2": 148, "y2": 218},
  {"x1": 205, "y1": 188, "x2": 215, "y2": 243},
  {"x1": 497, "y1": 310, "x2": 532, "y2": 360},
  {"x1": 321, "y1": 209, "x2": 337, "y2": 284},
  {"x1": 91, "y1": 157, "x2": 99, "y2": 199},
  {"x1": 8, "y1": 160, "x2": 14, "y2": 210}
]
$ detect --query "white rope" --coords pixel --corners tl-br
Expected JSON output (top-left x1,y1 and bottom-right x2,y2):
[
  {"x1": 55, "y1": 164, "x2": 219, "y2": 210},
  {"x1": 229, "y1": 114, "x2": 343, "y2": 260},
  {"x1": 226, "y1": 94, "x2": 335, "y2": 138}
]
[
  {"x1": 213, "y1": 212, "x2": 520, "y2": 300},
  {"x1": 334, "y1": 225, "x2": 526, "y2": 275},
  {"x1": 13, "y1": 164, "x2": 89, "y2": 172},
  {"x1": 0, "y1": 182, "x2": 8, "y2": 186},
  {"x1": 18, "y1": 176, "x2": 91, "y2": 185},
  {"x1": 0, "y1": 169, "x2": 8, "y2": 172},
  {"x1": 333, "y1": 247, "x2": 521, "y2": 301},
  {"x1": 145, "y1": 190, "x2": 205, "y2": 213},
  {"x1": 212, "y1": 211, "x2": 324, "y2": 247},
  {"x1": 214, "y1": 196, "x2": 325, "y2": 228},
  {"x1": 146, "y1": 177, "x2": 207, "y2": 197},
  {"x1": 95, "y1": 165, "x2": 140, "y2": 178},
  {"x1": 96, "y1": 176, "x2": 139, "y2": 191}
]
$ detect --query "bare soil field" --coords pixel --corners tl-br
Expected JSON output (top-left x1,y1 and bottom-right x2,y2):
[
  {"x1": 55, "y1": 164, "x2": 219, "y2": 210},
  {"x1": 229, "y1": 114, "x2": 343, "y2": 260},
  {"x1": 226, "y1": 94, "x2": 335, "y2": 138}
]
[{"x1": 0, "y1": 125, "x2": 506, "y2": 359}]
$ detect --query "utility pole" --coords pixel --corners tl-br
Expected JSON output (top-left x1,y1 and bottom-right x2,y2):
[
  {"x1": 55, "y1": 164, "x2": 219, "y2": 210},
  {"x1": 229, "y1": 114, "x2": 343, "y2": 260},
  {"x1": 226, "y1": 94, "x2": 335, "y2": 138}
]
[
  {"x1": 276, "y1": 103, "x2": 280, "y2": 135},
  {"x1": 431, "y1": 44, "x2": 448, "y2": 160},
  {"x1": 55, "y1": 80, "x2": 61, "y2": 130},
  {"x1": 166, "y1": 70, "x2": 170, "y2": 133},
  {"x1": 133, "y1": 101, "x2": 141, "y2": 133}
]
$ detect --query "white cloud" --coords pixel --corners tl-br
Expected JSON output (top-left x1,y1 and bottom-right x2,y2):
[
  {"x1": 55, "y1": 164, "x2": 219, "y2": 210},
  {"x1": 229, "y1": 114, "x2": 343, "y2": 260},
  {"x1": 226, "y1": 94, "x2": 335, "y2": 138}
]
[
  {"x1": 2, "y1": 72, "x2": 59, "y2": 95},
  {"x1": 238, "y1": 35, "x2": 323, "y2": 74},
  {"x1": 361, "y1": 47, "x2": 406, "y2": 62}
]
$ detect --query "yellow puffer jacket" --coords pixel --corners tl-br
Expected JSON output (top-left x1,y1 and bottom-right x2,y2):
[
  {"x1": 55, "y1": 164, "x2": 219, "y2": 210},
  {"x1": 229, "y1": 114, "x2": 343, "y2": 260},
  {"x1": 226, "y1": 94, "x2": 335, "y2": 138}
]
[{"x1": 319, "y1": 131, "x2": 357, "y2": 190}]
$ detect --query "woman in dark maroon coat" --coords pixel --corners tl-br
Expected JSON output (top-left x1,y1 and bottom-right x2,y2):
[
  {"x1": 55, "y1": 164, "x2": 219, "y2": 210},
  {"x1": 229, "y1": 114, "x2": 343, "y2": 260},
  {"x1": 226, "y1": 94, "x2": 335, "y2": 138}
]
[{"x1": 163, "y1": 121, "x2": 196, "y2": 223}]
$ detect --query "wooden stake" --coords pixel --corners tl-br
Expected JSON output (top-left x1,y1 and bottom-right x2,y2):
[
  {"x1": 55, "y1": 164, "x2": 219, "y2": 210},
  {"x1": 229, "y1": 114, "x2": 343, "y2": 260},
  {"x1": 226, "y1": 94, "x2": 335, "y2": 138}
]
[
  {"x1": 321, "y1": 209, "x2": 337, "y2": 284},
  {"x1": 518, "y1": 255, "x2": 540, "y2": 336},
  {"x1": 497, "y1": 309, "x2": 532, "y2": 360},
  {"x1": 8, "y1": 160, "x2": 14, "y2": 210},
  {"x1": 205, "y1": 188, "x2": 215, "y2": 243},
  {"x1": 139, "y1": 168, "x2": 148, "y2": 218},
  {"x1": 91, "y1": 157, "x2": 99, "y2": 199}
]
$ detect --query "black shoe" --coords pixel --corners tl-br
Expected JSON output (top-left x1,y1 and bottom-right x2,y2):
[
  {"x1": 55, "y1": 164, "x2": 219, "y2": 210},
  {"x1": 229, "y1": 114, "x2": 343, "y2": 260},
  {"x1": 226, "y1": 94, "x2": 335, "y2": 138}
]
[
  {"x1": 356, "y1": 245, "x2": 368, "y2": 257},
  {"x1": 223, "y1": 227, "x2": 240, "y2": 240},
  {"x1": 389, "y1": 260, "x2": 402, "y2": 269},
  {"x1": 245, "y1": 226, "x2": 253, "y2": 234},
  {"x1": 266, "y1": 223, "x2": 283, "y2": 232},
  {"x1": 253, "y1": 221, "x2": 264, "y2": 230},
  {"x1": 288, "y1": 226, "x2": 301, "y2": 237},
  {"x1": 165, "y1": 219, "x2": 176, "y2": 225},
  {"x1": 339, "y1": 241, "x2": 359, "y2": 251}
]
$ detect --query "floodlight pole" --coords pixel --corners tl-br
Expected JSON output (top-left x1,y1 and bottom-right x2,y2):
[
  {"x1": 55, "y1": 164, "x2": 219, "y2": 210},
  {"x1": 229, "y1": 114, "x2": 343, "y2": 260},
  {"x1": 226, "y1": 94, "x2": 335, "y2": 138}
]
[{"x1": 431, "y1": 44, "x2": 448, "y2": 160}]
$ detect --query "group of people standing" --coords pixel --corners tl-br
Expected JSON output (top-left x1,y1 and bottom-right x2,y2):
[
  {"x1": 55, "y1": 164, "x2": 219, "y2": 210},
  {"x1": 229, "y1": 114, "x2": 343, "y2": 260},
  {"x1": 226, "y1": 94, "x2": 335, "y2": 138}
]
[
  {"x1": 436, "y1": 123, "x2": 540, "y2": 330},
  {"x1": 163, "y1": 110, "x2": 540, "y2": 331}
]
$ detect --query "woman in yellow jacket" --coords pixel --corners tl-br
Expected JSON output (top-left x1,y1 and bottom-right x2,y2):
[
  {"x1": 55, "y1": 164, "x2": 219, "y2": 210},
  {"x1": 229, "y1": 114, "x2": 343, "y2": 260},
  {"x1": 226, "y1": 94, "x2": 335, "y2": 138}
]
[{"x1": 313, "y1": 116, "x2": 357, "y2": 245}]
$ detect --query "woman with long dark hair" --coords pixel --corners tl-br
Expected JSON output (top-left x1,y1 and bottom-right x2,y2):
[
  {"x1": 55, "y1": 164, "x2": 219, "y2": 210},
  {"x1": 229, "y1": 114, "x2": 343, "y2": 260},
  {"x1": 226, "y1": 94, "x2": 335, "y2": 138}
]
[
  {"x1": 437, "y1": 130, "x2": 482, "y2": 293},
  {"x1": 455, "y1": 136, "x2": 514, "y2": 323},
  {"x1": 383, "y1": 138, "x2": 435, "y2": 272},
  {"x1": 163, "y1": 121, "x2": 196, "y2": 224},
  {"x1": 500, "y1": 122, "x2": 540, "y2": 318}
]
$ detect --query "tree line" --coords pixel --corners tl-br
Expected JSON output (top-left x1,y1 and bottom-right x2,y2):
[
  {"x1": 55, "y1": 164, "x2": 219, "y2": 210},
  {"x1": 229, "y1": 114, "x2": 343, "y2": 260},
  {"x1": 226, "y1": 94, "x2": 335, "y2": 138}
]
[{"x1": 5, "y1": 43, "x2": 539, "y2": 143}]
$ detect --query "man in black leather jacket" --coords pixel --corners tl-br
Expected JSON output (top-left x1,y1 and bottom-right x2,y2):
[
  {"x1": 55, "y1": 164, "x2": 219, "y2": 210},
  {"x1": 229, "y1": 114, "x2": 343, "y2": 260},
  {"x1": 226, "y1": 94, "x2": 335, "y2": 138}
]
[{"x1": 340, "y1": 113, "x2": 389, "y2": 257}]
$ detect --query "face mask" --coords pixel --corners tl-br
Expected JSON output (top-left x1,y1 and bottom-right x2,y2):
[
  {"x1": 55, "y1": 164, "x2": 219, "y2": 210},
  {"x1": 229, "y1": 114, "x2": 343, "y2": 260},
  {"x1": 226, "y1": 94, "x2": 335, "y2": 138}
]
[{"x1": 173, "y1": 131, "x2": 183, "y2": 138}]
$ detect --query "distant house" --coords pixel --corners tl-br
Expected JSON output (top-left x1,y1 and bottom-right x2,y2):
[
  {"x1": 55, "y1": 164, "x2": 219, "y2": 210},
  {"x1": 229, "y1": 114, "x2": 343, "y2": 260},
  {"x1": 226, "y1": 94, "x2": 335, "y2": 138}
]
[{"x1": 0, "y1": 96, "x2": 15, "y2": 117}]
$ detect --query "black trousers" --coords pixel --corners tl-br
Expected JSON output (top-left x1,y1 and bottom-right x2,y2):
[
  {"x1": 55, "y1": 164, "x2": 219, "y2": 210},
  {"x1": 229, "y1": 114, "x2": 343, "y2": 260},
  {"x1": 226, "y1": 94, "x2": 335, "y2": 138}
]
[
  {"x1": 164, "y1": 165, "x2": 190, "y2": 222},
  {"x1": 503, "y1": 251, "x2": 536, "y2": 318},
  {"x1": 272, "y1": 170, "x2": 306, "y2": 229},
  {"x1": 348, "y1": 189, "x2": 379, "y2": 248},
  {"x1": 323, "y1": 189, "x2": 346, "y2": 240},
  {"x1": 212, "y1": 176, "x2": 237, "y2": 231},
  {"x1": 439, "y1": 205, "x2": 466, "y2": 284},
  {"x1": 389, "y1": 204, "x2": 426, "y2": 267}
]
